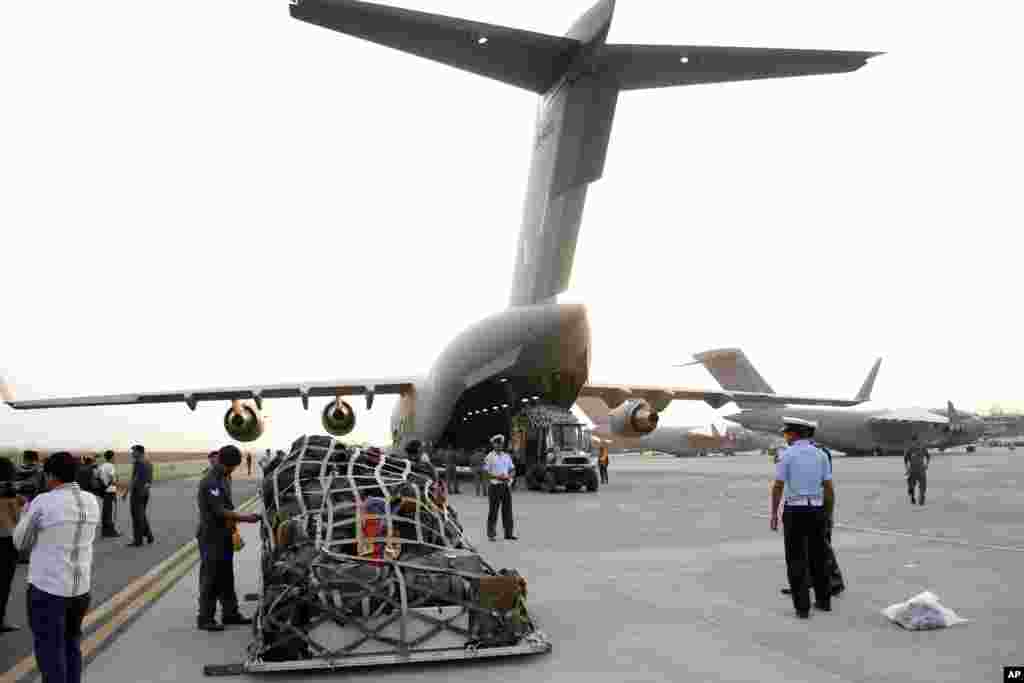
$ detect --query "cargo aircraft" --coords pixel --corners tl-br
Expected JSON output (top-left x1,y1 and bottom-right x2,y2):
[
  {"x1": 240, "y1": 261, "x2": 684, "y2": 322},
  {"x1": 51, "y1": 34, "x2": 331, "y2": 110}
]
[
  {"x1": 688, "y1": 348, "x2": 985, "y2": 455},
  {"x1": 1, "y1": 0, "x2": 880, "y2": 451}
]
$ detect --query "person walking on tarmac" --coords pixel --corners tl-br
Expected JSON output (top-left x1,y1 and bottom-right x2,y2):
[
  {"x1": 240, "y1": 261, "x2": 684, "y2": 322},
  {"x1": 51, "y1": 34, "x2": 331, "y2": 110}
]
[
  {"x1": 598, "y1": 443, "x2": 610, "y2": 484},
  {"x1": 445, "y1": 448, "x2": 460, "y2": 494},
  {"x1": 196, "y1": 445, "x2": 261, "y2": 632},
  {"x1": 124, "y1": 445, "x2": 154, "y2": 547},
  {"x1": 484, "y1": 435, "x2": 517, "y2": 541},
  {"x1": 770, "y1": 417, "x2": 834, "y2": 619},
  {"x1": 471, "y1": 449, "x2": 486, "y2": 497},
  {"x1": 905, "y1": 437, "x2": 930, "y2": 505}
]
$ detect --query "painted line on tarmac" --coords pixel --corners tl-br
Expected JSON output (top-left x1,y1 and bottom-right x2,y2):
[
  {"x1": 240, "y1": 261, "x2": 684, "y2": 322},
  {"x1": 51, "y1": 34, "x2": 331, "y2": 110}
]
[
  {"x1": 751, "y1": 513, "x2": 1024, "y2": 553},
  {"x1": 0, "y1": 495, "x2": 260, "y2": 683}
]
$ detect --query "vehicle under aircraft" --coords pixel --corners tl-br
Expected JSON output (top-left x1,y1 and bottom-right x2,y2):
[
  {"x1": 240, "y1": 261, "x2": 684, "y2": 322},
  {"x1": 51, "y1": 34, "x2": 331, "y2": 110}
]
[{"x1": 2, "y1": 0, "x2": 880, "y2": 456}]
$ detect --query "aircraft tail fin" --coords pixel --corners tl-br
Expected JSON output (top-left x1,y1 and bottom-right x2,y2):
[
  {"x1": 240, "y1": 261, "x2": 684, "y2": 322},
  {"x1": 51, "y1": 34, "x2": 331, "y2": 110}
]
[
  {"x1": 690, "y1": 348, "x2": 774, "y2": 394},
  {"x1": 947, "y1": 400, "x2": 962, "y2": 429},
  {"x1": 855, "y1": 358, "x2": 882, "y2": 402},
  {"x1": 290, "y1": 0, "x2": 580, "y2": 94},
  {"x1": 0, "y1": 374, "x2": 15, "y2": 405}
]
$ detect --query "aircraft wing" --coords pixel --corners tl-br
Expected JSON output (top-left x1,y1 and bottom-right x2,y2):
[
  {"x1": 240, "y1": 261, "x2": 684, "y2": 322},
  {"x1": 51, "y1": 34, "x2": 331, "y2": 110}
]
[
  {"x1": 1, "y1": 375, "x2": 415, "y2": 412},
  {"x1": 605, "y1": 44, "x2": 881, "y2": 90},
  {"x1": 290, "y1": 0, "x2": 580, "y2": 94},
  {"x1": 579, "y1": 384, "x2": 863, "y2": 412}
]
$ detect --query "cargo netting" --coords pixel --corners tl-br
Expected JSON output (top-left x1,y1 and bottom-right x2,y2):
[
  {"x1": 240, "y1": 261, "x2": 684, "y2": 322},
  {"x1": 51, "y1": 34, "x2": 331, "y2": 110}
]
[{"x1": 249, "y1": 435, "x2": 548, "y2": 665}]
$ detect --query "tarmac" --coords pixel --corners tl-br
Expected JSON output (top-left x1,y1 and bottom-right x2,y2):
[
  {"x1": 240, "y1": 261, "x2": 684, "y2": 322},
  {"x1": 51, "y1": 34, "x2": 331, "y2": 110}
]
[
  {"x1": 64, "y1": 448, "x2": 1024, "y2": 681},
  {"x1": 0, "y1": 472, "x2": 259, "y2": 677}
]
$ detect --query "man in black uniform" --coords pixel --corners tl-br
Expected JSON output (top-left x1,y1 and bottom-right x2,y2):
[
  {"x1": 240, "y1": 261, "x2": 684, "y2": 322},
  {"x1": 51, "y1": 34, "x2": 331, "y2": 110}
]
[
  {"x1": 125, "y1": 445, "x2": 154, "y2": 547},
  {"x1": 770, "y1": 417, "x2": 834, "y2": 619},
  {"x1": 196, "y1": 445, "x2": 261, "y2": 632},
  {"x1": 905, "y1": 437, "x2": 930, "y2": 505}
]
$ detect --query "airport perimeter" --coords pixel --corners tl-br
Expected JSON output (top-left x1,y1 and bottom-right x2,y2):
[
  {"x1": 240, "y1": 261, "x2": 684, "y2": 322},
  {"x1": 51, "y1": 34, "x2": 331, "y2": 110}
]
[{"x1": 79, "y1": 449, "x2": 1023, "y2": 683}]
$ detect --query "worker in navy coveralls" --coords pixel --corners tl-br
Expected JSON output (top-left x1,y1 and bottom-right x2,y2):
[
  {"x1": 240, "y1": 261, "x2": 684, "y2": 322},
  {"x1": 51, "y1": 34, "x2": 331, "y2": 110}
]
[
  {"x1": 770, "y1": 417, "x2": 834, "y2": 619},
  {"x1": 195, "y1": 445, "x2": 261, "y2": 631}
]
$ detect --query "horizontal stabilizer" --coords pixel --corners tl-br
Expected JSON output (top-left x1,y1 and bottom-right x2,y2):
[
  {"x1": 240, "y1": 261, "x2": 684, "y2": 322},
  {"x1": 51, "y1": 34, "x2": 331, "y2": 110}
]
[
  {"x1": 604, "y1": 44, "x2": 881, "y2": 90},
  {"x1": 291, "y1": 0, "x2": 579, "y2": 93},
  {"x1": 692, "y1": 348, "x2": 774, "y2": 394}
]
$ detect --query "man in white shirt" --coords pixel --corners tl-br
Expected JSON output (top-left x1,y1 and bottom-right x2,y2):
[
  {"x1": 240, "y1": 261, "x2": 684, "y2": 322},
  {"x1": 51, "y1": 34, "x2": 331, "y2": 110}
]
[
  {"x1": 97, "y1": 450, "x2": 120, "y2": 538},
  {"x1": 14, "y1": 452, "x2": 101, "y2": 683},
  {"x1": 484, "y1": 434, "x2": 517, "y2": 542}
]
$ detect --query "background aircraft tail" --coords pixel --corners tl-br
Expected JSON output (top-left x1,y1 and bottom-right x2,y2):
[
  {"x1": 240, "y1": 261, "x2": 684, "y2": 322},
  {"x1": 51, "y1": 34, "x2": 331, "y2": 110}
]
[
  {"x1": 855, "y1": 358, "x2": 882, "y2": 402},
  {"x1": 0, "y1": 374, "x2": 15, "y2": 404},
  {"x1": 688, "y1": 348, "x2": 774, "y2": 394}
]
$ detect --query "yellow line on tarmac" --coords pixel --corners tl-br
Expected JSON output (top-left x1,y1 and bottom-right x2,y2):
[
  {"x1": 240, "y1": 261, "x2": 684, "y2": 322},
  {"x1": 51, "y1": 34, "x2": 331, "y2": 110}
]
[{"x1": 0, "y1": 496, "x2": 260, "y2": 683}]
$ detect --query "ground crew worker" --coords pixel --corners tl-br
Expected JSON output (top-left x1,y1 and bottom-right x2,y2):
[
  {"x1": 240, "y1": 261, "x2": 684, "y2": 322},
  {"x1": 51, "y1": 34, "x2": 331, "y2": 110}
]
[
  {"x1": 484, "y1": 435, "x2": 516, "y2": 541},
  {"x1": 445, "y1": 448, "x2": 460, "y2": 494},
  {"x1": 781, "y1": 440, "x2": 845, "y2": 598},
  {"x1": 0, "y1": 457, "x2": 22, "y2": 633},
  {"x1": 246, "y1": 451, "x2": 253, "y2": 476},
  {"x1": 770, "y1": 417, "x2": 834, "y2": 619},
  {"x1": 598, "y1": 443, "x2": 610, "y2": 484},
  {"x1": 124, "y1": 444, "x2": 154, "y2": 546},
  {"x1": 471, "y1": 449, "x2": 486, "y2": 496},
  {"x1": 98, "y1": 450, "x2": 120, "y2": 538},
  {"x1": 196, "y1": 445, "x2": 261, "y2": 631},
  {"x1": 905, "y1": 437, "x2": 930, "y2": 505}
]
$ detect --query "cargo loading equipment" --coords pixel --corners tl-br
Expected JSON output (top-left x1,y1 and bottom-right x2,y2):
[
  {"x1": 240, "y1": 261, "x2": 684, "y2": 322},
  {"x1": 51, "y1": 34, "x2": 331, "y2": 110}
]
[{"x1": 203, "y1": 435, "x2": 549, "y2": 676}]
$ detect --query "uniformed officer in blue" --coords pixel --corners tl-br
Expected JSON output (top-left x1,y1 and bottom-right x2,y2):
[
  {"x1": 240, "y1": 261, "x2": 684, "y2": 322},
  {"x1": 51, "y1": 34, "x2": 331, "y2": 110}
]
[
  {"x1": 484, "y1": 434, "x2": 517, "y2": 542},
  {"x1": 195, "y1": 445, "x2": 261, "y2": 631},
  {"x1": 770, "y1": 417, "x2": 835, "y2": 618}
]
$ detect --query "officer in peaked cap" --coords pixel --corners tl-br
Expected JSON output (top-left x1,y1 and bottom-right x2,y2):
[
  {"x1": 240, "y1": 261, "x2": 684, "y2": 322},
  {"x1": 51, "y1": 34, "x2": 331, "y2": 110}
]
[
  {"x1": 770, "y1": 417, "x2": 835, "y2": 618},
  {"x1": 483, "y1": 434, "x2": 516, "y2": 541}
]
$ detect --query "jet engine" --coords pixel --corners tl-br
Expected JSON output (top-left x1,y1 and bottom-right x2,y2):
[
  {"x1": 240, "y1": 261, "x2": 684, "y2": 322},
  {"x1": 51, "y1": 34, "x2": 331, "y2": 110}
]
[
  {"x1": 224, "y1": 401, "x2": 265, "y2": 442},
  {"x1": 608, "y1": 398, "x2": 659, "y2": 436},
  {"x1": 322, "y1": 398, "x2": 356, "y2": 436}
]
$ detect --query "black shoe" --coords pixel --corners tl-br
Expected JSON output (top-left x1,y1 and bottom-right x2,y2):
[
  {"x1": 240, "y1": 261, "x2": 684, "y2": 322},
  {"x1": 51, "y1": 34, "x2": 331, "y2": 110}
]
[
  {"x1": 197, "y1": 621, "x2": 225, "y2": 632},
  {"x1": 831, "y1": 586, "x2": 845, "y2": 597},
  {"x1": 488, "y1": 536, "x2": 496, "y2": 542},
  {"x1": 0, "y1": 624, "x2": 20, "y2": 633},
  {"x1": 780, "y1": 587, "x2": 793, "y2": 595},
  {"x1": 814, "y1": 601, "x2": 831, "y2": 611},
  {"x1": 102, "y1": 531, "x2": 122, "y2": 538},
  {"x1": 919, "y1": 499, "x2": 925, "y2": 505},
  {"x1": 796, "y1": 610, "x2": 810, "y2": 619},
  {"x1": 127, "y1": 542, "x2": 144, "y2": 547},
  {"x1": 221, "y1": 614, "x2": 253, "y2": 626},
  {"x1": 910, "y1": 496, "x2": 916, "y2": 504},
  {"x1": 146, "y1": 536, "x2": 155, "y2": 544}
]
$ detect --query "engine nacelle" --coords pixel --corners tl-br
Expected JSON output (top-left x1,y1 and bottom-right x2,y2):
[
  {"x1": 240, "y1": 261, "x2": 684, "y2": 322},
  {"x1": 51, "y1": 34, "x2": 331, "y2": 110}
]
[
  {"x1": 608, "y1": 398, "x2": 659, "y2": 436},
  {"x1": 322, "y1": 399, "x2": 356, "y2": 437},
  {"x1": 223, "y1": 402, "x2": 265, "y2": 443}
]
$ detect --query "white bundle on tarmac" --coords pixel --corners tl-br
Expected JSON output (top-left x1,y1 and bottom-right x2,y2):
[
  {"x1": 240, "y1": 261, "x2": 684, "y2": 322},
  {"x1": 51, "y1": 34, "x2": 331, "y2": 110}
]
[{"x1": 882, "y1": 591, "x2": 969, "y2": 630}]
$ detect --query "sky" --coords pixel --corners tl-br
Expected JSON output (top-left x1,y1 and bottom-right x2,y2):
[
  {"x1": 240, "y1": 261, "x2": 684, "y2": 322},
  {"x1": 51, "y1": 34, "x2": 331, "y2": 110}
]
[{"x1": 1, "y1": 0, "x2": 1021, "y2": 452}]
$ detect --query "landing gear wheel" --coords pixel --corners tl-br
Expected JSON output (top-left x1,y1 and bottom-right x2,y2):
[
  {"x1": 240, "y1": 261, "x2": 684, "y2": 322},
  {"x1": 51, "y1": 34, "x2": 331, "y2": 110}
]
[{"x1": 544, "y1": 471, "x2": 557, "y2": 493}]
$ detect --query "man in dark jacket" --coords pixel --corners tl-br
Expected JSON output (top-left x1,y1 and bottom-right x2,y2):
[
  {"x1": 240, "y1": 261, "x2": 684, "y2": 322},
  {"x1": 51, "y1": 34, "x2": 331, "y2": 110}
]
[
  {"x1": 196, "y1": 445, "x2": 261, "y2": 631},
  {"x1": 124, "y1": 445, "x2": 154, "y2": 546}
]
